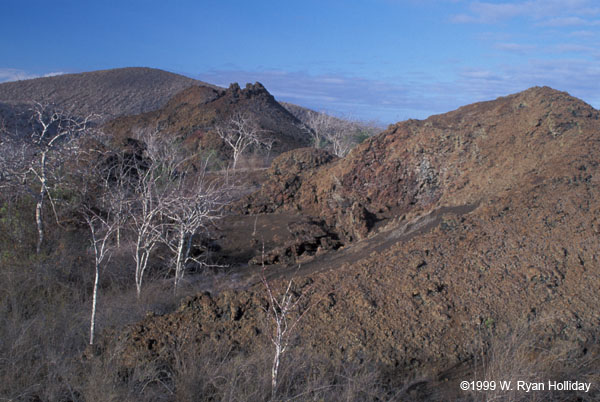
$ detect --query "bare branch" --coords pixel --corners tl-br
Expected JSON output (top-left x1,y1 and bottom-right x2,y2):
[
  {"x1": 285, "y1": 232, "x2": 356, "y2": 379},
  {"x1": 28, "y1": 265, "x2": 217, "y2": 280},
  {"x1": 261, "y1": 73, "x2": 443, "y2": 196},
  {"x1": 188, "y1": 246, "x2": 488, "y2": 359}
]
[
  {"x1": 215, "y1": 111, "x2": 271, "y2": 169},
  {"x1": 260, "y1": 248, "x2": 321, "y2": 397}
]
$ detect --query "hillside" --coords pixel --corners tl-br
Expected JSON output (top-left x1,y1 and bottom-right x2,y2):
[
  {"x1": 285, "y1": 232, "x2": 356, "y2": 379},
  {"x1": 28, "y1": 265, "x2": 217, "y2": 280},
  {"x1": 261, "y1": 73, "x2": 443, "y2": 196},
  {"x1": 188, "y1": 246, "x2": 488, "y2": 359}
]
[
  {"x1": 0, "y1": 67, "x2": 210, "y2": 120},
  {"x1": 112, "y1": 87, "x2": 600, "y2": 398},
  {"x1": 104, "y1": 82, "x2": 312, "y2": 159}
]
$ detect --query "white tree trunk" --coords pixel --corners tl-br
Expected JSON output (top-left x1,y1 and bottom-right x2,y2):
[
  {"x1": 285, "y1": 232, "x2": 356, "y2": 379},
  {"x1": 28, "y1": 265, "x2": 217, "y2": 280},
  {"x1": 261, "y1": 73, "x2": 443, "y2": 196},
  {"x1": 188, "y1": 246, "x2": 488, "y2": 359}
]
[
  {"x1": 35, "y1": 192, "x2": 44, "y2": 254},
  {"x1": 174, "y1": 229, "x2": 185, "y2": 293},
  {"x1": 272, "y1": 342, "x2": 281, "y2": 397},
  {"x1": 35, "y1": 152, "x2": 48, "y2": 254},
  {"x1": 89, "y1": 260, "x2": 100, "y2": 345}
]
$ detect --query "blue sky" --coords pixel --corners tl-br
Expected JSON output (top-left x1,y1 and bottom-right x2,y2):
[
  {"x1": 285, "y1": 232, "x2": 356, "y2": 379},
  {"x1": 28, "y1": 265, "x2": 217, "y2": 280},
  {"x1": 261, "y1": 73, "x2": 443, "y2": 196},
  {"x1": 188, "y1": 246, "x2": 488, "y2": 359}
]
[{"x1": 1, "y1": 0, "x2": 599, "y2": 123}]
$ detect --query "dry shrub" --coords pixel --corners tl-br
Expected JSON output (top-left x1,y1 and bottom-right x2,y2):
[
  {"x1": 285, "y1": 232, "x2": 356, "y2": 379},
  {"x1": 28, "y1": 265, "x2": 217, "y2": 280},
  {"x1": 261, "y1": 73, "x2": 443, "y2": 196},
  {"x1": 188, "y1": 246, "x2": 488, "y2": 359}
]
[
  {"x1": 0, "y1": 259, "x2": 88, "y2": 401},
  {"x1": 465, "y1": 316, "x2": 600, "y2": 402}
]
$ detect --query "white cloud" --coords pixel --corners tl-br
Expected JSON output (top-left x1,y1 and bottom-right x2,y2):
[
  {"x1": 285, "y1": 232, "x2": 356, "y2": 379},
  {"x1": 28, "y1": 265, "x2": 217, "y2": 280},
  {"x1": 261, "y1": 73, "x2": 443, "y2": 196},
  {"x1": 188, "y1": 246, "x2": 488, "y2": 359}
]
[
  {"x1": 0, "y1": 68, "x2": 39, "y2": 83},
  {"x1": 0, "y1": 68, "x2": 66, "y2": 83},
  {"x1": 452, "y1": 0, "x2": 600, "y2": 24},
  {"x1": 552, "y1": 44, "x2": 595, "y2": 53},
  {"x1": 568, "y1": 30, "x2": 598, "y2": 37},
  {"x1": 43, "y1": 71, "x2": 66, "y2": 78},
  {"x1": 494, "y1": 42, "x2": 536, "y2": 53},
  {"x1": 539, "y1": 17, "x2": 600, "y2": 27},
  {"x1": 460, "y1": 69, "x2": 504, "y2": 80}
]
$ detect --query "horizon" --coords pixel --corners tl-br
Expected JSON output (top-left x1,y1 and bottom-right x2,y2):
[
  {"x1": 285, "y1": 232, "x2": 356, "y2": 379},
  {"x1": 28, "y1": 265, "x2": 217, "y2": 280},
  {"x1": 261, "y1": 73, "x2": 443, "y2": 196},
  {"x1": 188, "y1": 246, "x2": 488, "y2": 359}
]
[{"x1": 2, "y1": 0, "x2": 599, "y2": 123}]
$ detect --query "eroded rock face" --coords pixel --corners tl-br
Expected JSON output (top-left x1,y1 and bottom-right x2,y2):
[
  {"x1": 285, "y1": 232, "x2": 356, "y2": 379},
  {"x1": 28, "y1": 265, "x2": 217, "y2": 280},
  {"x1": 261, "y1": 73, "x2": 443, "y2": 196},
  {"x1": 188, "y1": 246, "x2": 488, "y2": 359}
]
[
  {"x1": 239, "y1": 86, "x2": 600, "y2": 241},
  {"x1": 248, "y1": 218, "x2": 342, "y2": 265},
  {"x1": 232, "y1": 147, "x2": 338, "y2": 214}
]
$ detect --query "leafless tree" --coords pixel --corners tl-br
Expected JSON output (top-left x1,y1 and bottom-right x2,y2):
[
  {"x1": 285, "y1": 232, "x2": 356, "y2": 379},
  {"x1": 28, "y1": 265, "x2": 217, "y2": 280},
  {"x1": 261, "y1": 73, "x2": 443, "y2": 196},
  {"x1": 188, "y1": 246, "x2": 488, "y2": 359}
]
[
  {"x1": 128, "y1": 160, "x2": 170, "y2": 298},
  {"x1": 67, "y1": 133, "x2": 122, "y2": 345},
  {"x1": 304, "y1": 111, "x2": 355, "y2": 157},
  {"x1": 303, "y1": 111, "x2": 381, "y2": 157},
  {"x1": 215, "y1": 111, "x2": 270, "y2": 169},
  {"x1": 127, "y1": 129, "x2": 223, "y2": 298},
  {"x1": 83, "y1": 208, "x2": 119, "y2": 345},
  {"x1": 22, "y1": 103, "x2": 96, "y2": 253},
  {"x1": 162, "y1": 161, "x2": 230, "y2": 293},
  {"x1": 303, "y1": 111, "x2": 331, "y2": 149},
  {"x1": 260, "y1": 255, "x2": 319, "y2": 398}
]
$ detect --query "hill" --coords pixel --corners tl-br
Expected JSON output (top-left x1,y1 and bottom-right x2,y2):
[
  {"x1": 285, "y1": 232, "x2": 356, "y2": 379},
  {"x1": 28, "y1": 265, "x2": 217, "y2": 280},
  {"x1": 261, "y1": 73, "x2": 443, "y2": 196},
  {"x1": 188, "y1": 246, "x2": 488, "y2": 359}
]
[
  {"x1": 104, "y1": 82, "x2": 312, "y2": 160},
  {"x1": 0, "y1": 67, "x2": 210, "y2": 120},
  {"x1": 113, "y1": 87, "x2": 600, "y2": 398}
]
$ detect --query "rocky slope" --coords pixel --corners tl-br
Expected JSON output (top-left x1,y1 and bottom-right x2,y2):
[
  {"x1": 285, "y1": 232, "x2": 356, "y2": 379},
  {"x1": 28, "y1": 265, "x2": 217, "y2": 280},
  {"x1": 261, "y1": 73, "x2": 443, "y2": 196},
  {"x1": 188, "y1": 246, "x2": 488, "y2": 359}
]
[
  {"x1": 107, "y1": 87, "x2": 600, "y2": 394},
  {"x1": 104, "y1": 82, "x2": 311, "y2": 160}
]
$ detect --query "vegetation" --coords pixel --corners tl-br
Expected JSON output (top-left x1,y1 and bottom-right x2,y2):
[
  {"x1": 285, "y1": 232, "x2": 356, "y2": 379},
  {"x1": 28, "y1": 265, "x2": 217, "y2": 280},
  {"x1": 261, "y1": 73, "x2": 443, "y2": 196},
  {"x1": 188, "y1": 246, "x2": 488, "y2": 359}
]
[{"x1": 283, "y1": 103, "x2": 383, "y2": 157}]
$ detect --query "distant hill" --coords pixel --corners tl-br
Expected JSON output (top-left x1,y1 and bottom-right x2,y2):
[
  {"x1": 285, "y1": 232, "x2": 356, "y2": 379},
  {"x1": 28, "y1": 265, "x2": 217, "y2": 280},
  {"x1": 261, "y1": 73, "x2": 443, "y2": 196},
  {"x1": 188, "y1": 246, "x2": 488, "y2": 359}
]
[
  {"x1": 279, "y1": 102, "x2": 315, "y2": 123},
  {"x1": 0, "y1": 67, "x2": 212, "y2": 120},
  {"x1": 104, "y1": 82, "x2": 312, "y2": 159}
]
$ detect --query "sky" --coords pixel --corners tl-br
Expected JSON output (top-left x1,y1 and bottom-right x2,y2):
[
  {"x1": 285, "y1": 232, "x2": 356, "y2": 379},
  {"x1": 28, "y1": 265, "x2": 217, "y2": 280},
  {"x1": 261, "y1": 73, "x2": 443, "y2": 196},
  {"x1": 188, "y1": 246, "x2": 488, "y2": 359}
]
[{"x1": 1, "y1": 0, "x2": 599, "y2": 123}]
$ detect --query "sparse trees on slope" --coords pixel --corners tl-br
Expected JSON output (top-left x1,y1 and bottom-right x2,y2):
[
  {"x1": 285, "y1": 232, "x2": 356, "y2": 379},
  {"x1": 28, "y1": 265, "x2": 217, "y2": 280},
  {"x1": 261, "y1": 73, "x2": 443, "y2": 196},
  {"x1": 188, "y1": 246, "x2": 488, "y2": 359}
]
[
  {"x1": 304, "y1": 111, "x2": 355, "y2": 157},
  {"x1": 5, "y1": 103, "x2": 97, "y2": 253},
  {"x1": 163, "y1": 161, "x2": 229, "y2": 294},
  {"x1": 215, "y1": 111, "x2": 271, "y2": 169},
  {"x1": 303, "y1": 111, "x2": 381, "y2": 157}
]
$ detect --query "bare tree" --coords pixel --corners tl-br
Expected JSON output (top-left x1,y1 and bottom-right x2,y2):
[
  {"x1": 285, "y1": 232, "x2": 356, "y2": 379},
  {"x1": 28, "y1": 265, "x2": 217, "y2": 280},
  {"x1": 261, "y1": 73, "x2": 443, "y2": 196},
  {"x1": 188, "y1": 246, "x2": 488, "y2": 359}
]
[
  {"x1": 67, "y1": 133, "x2": 122, "y2": 345},
  {"x1": 304, "y1": 111, "x2": 355, "y2": 157},
  {"x1": 215, "y1": 111, "x2": 269, "y2": 169},
  {"x1": 128, "y1": 159, "x2": 170, "y2": 298},
  {"x1": 83, "y1": 208, "x2": 119, "y2": 345},
  {"x1": 25, "y1": 103, "x2": 96, "y2": 253},
  {"x1": 260, "y1": 256, "x2": 319, "y2": 398},
  {"x1": 127, "y1": 130, "x2": 199, "y2": 298},
  {"x1": 303, "y1": 111, "x2": 331, "y2": 149},
  {"x1": 303, "y1": 111, "x2": 381, "y2": 157},
  {"x1": 164, "y1": 174, "x2": 229, "y2": 293}
]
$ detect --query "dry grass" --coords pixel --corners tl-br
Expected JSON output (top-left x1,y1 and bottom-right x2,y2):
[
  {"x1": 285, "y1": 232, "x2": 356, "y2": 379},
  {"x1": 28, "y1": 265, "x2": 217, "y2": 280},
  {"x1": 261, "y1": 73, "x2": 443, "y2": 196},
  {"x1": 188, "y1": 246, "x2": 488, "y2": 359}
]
[{"x1": 463, "y1": 316, "x2": 600, "y2": 402}]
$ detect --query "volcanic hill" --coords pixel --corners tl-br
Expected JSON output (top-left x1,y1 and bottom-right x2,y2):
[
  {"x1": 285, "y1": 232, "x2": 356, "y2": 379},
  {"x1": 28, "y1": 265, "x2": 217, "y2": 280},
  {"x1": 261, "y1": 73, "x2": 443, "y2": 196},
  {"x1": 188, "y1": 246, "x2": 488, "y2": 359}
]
[
  {"x1": 104, "y1": 82, "x2": 311, "y2": 160},
  {"x1": 106, "y1": 87, "x2": 600, "y2": 398},
  {"x1": 0, "y1": 67, "x2": 207, "y2": 120}
]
